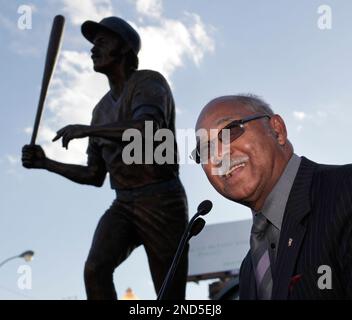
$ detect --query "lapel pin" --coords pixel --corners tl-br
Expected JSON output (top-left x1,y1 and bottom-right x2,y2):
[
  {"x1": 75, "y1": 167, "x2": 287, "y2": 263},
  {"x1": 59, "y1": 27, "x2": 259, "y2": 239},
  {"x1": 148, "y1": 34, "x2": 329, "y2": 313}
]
[{"x1": 288, "y1": 238, "x2": 293, "y2": 247}]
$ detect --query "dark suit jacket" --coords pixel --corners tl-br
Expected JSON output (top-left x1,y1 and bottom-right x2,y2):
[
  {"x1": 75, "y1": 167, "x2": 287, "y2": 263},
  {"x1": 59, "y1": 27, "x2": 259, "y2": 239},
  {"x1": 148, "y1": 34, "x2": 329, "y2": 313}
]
[{"x1": 239, "y1": 156, "x2": 352, "y2": 300}]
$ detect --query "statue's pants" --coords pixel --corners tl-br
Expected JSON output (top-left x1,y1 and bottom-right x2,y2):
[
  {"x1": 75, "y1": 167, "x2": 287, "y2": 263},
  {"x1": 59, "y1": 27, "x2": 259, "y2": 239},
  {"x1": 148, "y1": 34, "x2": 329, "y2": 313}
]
[{"x1": 84, "y1": 178, "x2": 189, "y2": 300}]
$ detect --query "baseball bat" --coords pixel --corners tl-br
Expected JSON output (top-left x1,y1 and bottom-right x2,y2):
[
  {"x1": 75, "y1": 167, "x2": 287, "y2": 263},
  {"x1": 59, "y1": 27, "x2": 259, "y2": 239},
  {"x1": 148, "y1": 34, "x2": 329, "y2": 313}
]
[{"x1": 30, "y1": 15, "x2": 65, "y2": 145}]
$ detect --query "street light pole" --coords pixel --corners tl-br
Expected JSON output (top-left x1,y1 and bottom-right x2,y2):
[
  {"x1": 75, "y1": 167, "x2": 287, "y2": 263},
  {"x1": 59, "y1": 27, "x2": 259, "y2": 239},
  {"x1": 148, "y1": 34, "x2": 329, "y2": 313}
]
[{"x1": 0, "y1": 250, "x2": 35, "y2": 268}]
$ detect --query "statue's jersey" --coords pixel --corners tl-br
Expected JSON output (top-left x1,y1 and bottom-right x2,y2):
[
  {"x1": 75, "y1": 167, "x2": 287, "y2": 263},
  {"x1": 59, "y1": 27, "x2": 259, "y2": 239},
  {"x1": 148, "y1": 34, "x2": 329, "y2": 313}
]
[{"x1": 87, "y1": 69, "x2": 179, "y2": 190}]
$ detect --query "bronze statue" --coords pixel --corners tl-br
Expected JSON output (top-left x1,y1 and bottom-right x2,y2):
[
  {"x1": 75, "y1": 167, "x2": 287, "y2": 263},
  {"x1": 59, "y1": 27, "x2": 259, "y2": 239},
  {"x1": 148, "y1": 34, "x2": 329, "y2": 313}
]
[{"x1": 22, "y1": 16, "x2": 188, "y2": 300}]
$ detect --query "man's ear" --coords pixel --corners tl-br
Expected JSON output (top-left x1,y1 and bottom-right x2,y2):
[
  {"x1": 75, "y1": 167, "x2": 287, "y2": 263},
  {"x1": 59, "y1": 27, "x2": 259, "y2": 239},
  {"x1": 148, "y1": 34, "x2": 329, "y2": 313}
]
[{"x1": 271, "y1": 114, "x2": 287, "y2": 146}]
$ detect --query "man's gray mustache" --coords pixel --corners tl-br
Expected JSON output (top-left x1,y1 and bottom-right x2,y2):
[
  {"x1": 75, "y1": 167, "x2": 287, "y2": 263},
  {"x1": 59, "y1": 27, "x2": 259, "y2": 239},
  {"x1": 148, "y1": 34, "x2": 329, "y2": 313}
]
[{"x1": 215, "y1": 155, "x2": 249, "y2": 175}]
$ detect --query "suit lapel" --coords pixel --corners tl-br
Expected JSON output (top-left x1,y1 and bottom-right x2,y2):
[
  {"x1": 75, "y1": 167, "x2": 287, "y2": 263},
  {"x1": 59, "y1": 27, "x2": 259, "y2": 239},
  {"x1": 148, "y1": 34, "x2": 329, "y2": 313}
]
[{"x1": 271, "y1": 157, "x2": 318, "y2": 299}]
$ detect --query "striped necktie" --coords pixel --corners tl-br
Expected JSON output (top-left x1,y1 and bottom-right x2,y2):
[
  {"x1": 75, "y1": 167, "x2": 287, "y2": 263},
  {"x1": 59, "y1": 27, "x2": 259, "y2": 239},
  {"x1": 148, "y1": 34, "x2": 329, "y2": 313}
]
[{"x1": 250, "y1": 213, "x2": 273, "y2": 300}]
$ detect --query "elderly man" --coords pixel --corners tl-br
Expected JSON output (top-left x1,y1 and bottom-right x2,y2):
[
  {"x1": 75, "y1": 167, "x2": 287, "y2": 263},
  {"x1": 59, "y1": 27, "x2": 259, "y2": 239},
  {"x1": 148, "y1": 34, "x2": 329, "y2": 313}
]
[
  {"x1": 193, "y1": 95, "x2": 352, "y2": 300},
  {"x1": 22, "y1": 17, "x2": 188, "y2": 300}
]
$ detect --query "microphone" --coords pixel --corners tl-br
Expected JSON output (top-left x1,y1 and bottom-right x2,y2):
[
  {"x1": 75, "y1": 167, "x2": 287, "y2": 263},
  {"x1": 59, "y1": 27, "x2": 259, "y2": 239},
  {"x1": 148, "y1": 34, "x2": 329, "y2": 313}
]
[
  {"x1": 185, "y1": 200, "x2": 212, "y2": 237},
  {"x1": 197, "y1": 199, "x2": 213, "y2": 216},
  {"x1": 157, "y1": 200, "x2": 213, "y2": 300},
  {"x1": 187, "y1": 217, "x2": 206, "y2": 240},
  {"x1": 193, "y1": 200, "x2": 212, "y2": 220}
]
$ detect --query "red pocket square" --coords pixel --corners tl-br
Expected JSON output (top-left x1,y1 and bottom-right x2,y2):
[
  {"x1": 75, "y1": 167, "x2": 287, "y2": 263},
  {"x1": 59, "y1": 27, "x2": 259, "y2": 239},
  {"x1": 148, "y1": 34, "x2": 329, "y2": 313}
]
[{"x1": 289, "y1": 274, "x2": 303, "y2": 292}]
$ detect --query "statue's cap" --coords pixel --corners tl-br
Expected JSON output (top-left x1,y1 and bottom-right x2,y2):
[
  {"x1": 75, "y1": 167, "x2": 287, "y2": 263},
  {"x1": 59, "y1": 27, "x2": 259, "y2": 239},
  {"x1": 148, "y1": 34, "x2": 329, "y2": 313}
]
[{"x1": 81, "y1": 16, "x2": 141, "y2": 56}]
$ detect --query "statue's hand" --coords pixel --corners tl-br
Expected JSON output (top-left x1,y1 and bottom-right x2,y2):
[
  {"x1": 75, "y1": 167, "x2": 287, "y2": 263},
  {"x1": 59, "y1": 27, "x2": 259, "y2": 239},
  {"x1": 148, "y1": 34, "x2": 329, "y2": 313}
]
[
  {"x1": 22, "y1": 144, "x2": 47, "y2": 169},
  {"x1": 52, "y1": 124, "x2": 90, "y2": 149}
]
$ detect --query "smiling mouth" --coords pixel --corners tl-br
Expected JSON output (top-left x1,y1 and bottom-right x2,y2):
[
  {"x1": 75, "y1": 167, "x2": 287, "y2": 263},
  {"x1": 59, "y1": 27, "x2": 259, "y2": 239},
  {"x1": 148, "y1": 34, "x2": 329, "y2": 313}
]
[
  {"x1": 221, "y1": 157, "x2": 249, "y2": 179},
  {"x1": 224, "y1": 162, "x2": 246, "y2": 178}
]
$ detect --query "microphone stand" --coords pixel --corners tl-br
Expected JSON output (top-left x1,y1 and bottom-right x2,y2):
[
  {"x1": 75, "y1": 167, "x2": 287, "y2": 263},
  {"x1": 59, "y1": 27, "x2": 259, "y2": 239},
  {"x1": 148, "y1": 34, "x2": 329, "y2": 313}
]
[{"x1": 157, "y1": 200, "x2": 212, "y2": 300}]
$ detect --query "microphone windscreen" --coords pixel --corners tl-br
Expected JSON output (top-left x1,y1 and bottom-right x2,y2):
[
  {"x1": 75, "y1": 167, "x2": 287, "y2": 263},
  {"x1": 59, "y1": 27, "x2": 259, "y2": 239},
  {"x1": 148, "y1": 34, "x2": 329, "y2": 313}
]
[
  {"x1": 189, "y1": 218, "x2": 206, "y2": 237},
  {"x1": 197, "y1": 200, "x2": 213, "y2": 216}
]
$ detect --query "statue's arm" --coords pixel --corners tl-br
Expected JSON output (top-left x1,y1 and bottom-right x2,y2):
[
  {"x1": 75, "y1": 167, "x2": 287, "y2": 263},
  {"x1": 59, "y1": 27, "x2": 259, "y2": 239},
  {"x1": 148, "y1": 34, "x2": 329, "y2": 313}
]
[
  {"x1": 52, "y1": 113, "x2": 161, "y2": 149},
  {"x1": 22, "y1": 144, "x2": 106, "y2": 187}
]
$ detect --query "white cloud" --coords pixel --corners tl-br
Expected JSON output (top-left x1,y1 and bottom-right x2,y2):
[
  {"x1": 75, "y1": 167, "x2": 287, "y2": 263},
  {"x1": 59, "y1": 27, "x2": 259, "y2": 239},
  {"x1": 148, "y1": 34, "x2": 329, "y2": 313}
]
[
  {"x1": 62, "y1": 0, "x2": 113, "y2": 25},
  {"x1": 291, "y1": 107, "x2": 332, "y2": 134},
  {"x1": 136, "y1": 0, "x2": 163, "y2": 19},
  {"x1": 24, "y1": 127, "x2": 33, "y2": 135},
  {"x1": 38, "y1": 0, "x2": 215, "y2": 164},
  {"x1": 175, "y1": 107, "x2": 183, "y2": 114},
  {"x1": 6, "y1": 155, "x2": 20, "y2": 165},
  {"x1": 37, "y1": 50, "x2": 107, "y2": 164},
  {"x1": 293, "y1": 111, "x2": 306, "y2": 121},
  {"x1": 184, "y1": 12, "x2": 215, "y2": 64},
  {"x1": 136, "y1": 13, "x2": 214, "y2": 81},
  {"x1": 46, "y1": 51, "x2": 104, "y2": 125},
  {"x1": 293, "y1": 109, "x2": 329, "y2": 125}
]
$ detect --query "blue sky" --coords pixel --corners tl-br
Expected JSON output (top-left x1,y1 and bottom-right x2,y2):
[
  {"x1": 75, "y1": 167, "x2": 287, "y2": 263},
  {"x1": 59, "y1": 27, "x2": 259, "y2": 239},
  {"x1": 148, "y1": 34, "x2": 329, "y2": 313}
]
[{"x1": 1, "y1": 0, "x2": 352, "y2": 299}]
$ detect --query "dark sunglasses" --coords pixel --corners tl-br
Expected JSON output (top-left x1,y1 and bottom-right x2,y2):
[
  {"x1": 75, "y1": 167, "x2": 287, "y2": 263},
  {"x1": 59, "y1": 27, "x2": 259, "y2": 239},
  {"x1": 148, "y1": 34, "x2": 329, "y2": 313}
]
[{"x1": 190, "y1": 114, "x2": 271, "y2": 164}]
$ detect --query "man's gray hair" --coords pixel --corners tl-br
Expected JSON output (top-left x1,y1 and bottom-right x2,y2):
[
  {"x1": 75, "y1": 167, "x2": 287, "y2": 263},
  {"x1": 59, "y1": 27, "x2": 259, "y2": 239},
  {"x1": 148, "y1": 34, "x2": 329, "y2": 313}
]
[{"x1": 231, "y1": 94, "x2": 274, "y2": 115}]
